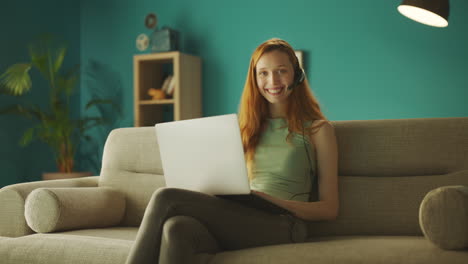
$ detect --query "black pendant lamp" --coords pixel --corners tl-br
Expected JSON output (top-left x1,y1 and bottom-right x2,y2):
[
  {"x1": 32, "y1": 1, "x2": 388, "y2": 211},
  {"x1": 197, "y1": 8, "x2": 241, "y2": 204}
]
[{"x1": 398, "y1": 0, "x2": 450, "y2": 27}]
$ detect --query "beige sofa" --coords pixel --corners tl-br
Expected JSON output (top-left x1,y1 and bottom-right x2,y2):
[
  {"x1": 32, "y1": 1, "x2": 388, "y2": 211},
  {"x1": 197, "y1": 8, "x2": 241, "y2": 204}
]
[{"x1": 1, "y1": 116, "x2": 467, "y2": 264}]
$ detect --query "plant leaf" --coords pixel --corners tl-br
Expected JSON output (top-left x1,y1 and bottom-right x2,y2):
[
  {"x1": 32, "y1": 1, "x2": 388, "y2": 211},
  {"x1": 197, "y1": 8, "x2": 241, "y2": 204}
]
[
  {"x1": 63, "y1": 64, "x2": 80, "y2": 96},
  {"x1": 53, "y1": 47, "x2": 66, "y2": 74},
  {"x1": 0, "y1": 105, "x2": 33, "y2": 119},
  {"x1": 0, "y1": 82, "x2": 13, "y2": 95},
  {"x1": 19, "y1": 127, "x2": 35, "y2": 146},
  {"x1": 28, "y1": 33, "x2": 67, "y2": 89},
  {"x1": 83, "y1": 135, "x2": 93, "y2": 141},
  {"x1": 56, "y1": 70, "x2": 78, "y2": 98},
  {"x1": 29, "y1": 48, "x2": 49, "y2": 81},
  {"x1": 85, "y1": 98, "x2": 122, "y2": 116},
  {"x1": 0, "y1": 63, "x2": 33, "y2": 95},
  {"x1": 79, "y1": 117, "x2": 108, "y2": 131}
]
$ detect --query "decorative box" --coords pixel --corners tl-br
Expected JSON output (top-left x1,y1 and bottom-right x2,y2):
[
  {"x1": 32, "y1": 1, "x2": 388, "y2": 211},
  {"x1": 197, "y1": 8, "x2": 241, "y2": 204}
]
[{"x1": 151, "y1": 27, "x2": 179, "y2": 52}]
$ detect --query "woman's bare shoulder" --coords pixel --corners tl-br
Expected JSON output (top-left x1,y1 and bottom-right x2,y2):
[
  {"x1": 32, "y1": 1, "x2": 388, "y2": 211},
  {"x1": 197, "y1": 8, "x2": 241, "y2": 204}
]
[
  {"x1": 311, "y1": 119, "x2": 329, "y2": 126},
  {"x1": 309, "y1": 120, "x2": 335, "y2": 144},
  {"x1": 310, "y1": 119, "x2": 333, "y2": 131}
]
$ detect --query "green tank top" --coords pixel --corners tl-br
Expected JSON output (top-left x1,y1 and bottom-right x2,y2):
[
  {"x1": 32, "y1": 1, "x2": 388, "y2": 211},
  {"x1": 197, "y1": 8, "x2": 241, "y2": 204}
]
[{"x1": 249, "y1": 118, "x2": 317, "y2": 202}]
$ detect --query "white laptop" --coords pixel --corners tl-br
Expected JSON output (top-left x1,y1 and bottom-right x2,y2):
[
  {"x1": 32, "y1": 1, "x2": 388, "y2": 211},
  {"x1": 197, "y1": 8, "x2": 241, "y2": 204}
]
[
  {"x1": 154, "y1": 114, "x2": 250, "y2": 195},
  {"x1": 154, "y1": 114, "x2": 291, "y2": 215}
]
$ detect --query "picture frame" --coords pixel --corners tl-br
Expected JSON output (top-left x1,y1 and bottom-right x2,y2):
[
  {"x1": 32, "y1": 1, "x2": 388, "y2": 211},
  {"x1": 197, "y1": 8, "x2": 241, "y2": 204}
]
[{"x1": 294, "y1": 50, "x2": 304, "y2": 69}]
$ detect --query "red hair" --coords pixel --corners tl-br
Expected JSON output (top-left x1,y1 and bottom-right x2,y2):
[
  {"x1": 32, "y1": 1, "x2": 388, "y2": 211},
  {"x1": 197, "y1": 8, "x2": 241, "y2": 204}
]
[{"x1": 238, "y1": 38, "x2": 328, "y2": 178}]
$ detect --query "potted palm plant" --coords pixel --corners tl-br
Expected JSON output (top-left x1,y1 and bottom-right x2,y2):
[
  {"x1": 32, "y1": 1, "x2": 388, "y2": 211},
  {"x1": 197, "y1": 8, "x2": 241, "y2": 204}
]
[{"x1": 0, "y1": 34, "x2": 120, "y2": 180}]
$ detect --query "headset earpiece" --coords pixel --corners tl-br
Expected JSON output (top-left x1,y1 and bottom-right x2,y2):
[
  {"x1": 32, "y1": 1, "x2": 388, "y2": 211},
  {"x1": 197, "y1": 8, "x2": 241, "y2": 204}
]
[
  {"x1": 288, "y1": 67, "x2": 305, "y2": 91},
  {"x1": 297, "y1": 68, "x2": 305, "y2": 84}
]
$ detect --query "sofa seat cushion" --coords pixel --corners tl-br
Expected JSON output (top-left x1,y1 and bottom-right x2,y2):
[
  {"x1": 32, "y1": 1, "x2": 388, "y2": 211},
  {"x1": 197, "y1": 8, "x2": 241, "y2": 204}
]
[
  {"x1": 0, "y1": 231, "x2": 134, "y2": 264},
  {"x1": 210, "y1": 236, "x2": 468, "y2": 264},
  {"x1": 57, "y1": 227, "x2": 138, "y2": 241}
]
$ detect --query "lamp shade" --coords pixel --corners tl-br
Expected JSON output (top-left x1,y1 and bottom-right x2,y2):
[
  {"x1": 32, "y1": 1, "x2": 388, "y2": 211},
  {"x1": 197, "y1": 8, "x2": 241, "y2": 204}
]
[{"x1": 398, "y1": 0, "x2": 449, "y2": 27}]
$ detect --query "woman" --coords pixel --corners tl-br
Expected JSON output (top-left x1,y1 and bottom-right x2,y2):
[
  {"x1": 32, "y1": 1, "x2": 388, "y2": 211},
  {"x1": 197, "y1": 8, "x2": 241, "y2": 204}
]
[{"x1": 125, "y1": 38, "x2": 339, "y2": 264}]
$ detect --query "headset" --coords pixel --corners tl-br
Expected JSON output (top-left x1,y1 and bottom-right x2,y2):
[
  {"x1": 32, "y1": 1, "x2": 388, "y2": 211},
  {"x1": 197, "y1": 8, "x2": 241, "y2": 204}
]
[{"x1": 287, "y1": 62, "x2": 305, "y2": 91}]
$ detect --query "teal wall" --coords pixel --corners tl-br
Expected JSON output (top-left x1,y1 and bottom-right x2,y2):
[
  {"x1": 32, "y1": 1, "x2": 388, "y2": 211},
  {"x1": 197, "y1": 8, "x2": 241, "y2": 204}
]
[
  {"x1": 81, "y1": 0, "x2": 468, "y2": 124},
  {"x1": 1, "y1": 0, "x2": 467, "y2": 187},
  {"x1": 0, "y1": 0, "x2": 81, "y2": 187}
]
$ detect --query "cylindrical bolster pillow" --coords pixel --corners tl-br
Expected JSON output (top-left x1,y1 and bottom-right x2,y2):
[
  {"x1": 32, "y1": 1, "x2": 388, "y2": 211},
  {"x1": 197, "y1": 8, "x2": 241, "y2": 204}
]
[
  {"x1": 25, "y1": 187, "x2": 126, "y2": 233},
  {"x1": 419, "y1": 185, "x2": 468, "y2": 250}
]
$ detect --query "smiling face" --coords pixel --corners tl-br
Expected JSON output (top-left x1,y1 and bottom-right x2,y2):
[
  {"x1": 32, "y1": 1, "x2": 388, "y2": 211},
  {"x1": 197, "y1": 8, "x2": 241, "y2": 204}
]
[{"x1": 255, "y1": 50, "x2": 295, "y2": 106}]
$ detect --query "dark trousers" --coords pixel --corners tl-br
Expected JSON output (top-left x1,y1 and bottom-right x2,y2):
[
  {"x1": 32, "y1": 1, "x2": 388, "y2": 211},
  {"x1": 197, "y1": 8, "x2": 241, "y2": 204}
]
[{"x1": 125, "y1": 187, "x2": 308, "y2": 264}]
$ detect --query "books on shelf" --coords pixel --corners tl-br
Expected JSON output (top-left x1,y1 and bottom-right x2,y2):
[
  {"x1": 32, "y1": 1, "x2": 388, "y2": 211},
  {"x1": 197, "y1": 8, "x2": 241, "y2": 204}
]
[
  {"x1": 161, "y1": 75, "x2": 176, "y2": 97},
  {"x1": 161, "y1": 75, "x2": 172, "y2": 94},
  {"x1": 166, "y1": 75, "x2": 176, "y2": 96}
]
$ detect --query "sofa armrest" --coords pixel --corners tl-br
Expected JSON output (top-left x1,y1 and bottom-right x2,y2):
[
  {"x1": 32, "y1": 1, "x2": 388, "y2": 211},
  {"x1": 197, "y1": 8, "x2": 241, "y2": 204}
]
[
  {"x1": 419, "y1": 185, "x2": 468, "y2": 250},
  {"x1": 0, "y1": 176, "x2": 99, "y2": 237}
]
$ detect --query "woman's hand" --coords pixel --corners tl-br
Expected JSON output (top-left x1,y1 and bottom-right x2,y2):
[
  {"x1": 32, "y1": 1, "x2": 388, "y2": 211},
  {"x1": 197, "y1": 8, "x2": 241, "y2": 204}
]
[
  {"x1": 251, "y1": 189, "x2": 338, "y2": 221},
  {"x1": 251, "y1": 190, "x2": 289, "y2": 209}
]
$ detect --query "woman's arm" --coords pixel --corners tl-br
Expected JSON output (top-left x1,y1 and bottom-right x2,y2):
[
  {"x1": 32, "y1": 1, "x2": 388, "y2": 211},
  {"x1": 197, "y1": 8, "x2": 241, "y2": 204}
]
[{"x1": 252, "y1": 121, "x2": 339, "y2": 221}]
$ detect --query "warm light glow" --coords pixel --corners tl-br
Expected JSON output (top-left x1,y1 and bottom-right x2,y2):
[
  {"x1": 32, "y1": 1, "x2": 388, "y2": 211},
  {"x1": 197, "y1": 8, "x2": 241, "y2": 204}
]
[{"x1": 398, "y1": 5, "x2": 448, "y2": 27}]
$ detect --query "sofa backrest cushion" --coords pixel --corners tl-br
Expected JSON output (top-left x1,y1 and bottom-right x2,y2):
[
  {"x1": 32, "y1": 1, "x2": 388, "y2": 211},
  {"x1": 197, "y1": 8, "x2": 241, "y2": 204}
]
[{"x1": 332, "y1": 117, "x2": 468, "y2": 176}]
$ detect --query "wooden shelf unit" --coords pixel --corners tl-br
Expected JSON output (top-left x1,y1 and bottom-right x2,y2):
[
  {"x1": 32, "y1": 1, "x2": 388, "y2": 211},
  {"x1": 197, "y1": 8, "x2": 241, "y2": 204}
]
[{"x1": 133, "y1": 51, "x2": 202, "y2": 127}]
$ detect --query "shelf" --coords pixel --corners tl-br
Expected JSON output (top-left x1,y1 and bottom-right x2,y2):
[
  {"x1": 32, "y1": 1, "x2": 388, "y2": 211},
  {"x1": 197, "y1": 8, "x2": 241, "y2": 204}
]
[
  {"x1": 134, "y1": 51, "x2": 180, "y2": 61},
  {"x1": 134, "y1": 51, "x2": 202, "y2": 127},
  {"x1": 139, "y1": 99, "x2": 175, "y2": 105}
]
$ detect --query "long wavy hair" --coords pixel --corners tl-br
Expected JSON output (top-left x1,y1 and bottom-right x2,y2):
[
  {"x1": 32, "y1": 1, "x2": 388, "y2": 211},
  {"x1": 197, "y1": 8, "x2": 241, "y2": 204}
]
[{"x1": 238, "y1": 38, "x2": 328, "y2": 179}]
